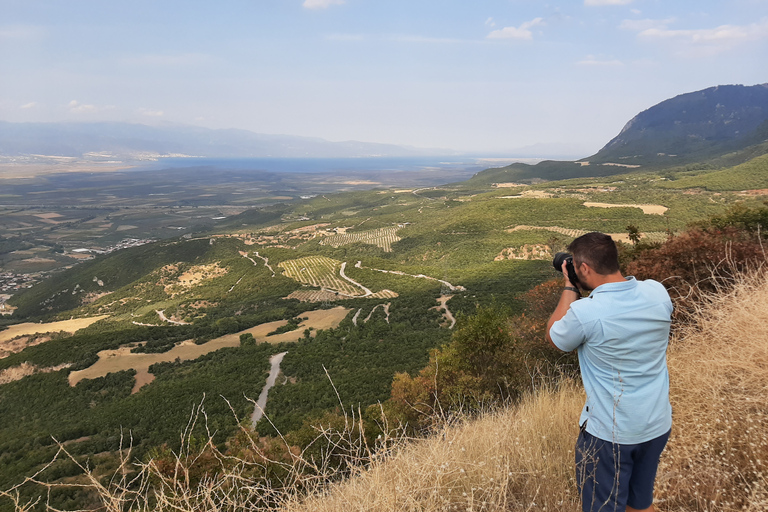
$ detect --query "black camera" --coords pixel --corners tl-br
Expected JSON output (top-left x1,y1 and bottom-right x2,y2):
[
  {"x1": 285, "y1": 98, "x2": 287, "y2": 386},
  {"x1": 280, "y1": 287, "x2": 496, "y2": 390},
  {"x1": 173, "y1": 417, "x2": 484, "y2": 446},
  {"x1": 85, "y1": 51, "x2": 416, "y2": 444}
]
[{"x1": 552, "y1": 252, "x2": 580, "y2": 288}]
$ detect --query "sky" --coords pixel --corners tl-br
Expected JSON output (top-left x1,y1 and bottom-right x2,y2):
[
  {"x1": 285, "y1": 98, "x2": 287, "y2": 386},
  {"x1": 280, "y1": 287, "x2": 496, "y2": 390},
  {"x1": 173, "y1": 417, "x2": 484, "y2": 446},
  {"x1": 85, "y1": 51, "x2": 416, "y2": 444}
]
[{"x1": 1, "y1": 0, "x2": 767, "y2": 156}]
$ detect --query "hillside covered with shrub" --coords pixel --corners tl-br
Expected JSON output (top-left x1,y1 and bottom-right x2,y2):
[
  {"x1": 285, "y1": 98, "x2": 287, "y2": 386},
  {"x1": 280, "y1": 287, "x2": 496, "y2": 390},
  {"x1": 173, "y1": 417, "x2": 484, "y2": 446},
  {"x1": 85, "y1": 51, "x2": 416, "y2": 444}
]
[{"x1": 4, "y1": 204, "x2": 768, "y2": 511}]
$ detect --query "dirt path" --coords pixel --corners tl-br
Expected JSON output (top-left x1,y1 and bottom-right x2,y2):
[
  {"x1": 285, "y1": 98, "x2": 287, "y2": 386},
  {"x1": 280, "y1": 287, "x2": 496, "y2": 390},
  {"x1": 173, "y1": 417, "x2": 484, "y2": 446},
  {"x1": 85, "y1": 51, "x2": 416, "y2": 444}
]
[
  {"x1": 355, "y1": 261, "x2": 466, "y2": 292},
  {"x1": 157, "y1": 310, "x2": 190, "y2": 325},
  {"x1": 228, "y1": 276, "x2": 244, "y2": 293},
  {"x1": 251, "y1": 351, "x2": 288, "y2": 426},
  {"x1": 252, "y1": 251, "x2": 276, "y2": 277},
  {"x1": 339, "y1": 261, "x2": 374, "y2": 297},
  {"x1": 433, "y1": 295, "x2": 456, "y2": 329},
  {"x1": 240, "y1": 250, "x2": 275, "y2": 276},
  {"x1": 364, "y1": 303, "x2": 391, "y2": 324},
  {"x1": 352, "y1": 308, "x2": 362, "y2": 326}
]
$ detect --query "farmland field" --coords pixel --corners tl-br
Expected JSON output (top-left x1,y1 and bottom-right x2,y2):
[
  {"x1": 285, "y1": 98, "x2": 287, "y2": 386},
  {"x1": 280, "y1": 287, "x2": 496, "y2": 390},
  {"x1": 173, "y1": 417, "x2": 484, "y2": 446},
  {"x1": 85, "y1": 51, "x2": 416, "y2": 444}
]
[
  {"x1": 319, "y1": 226, "x2": 402, "y2": 252},
  {"x1": 279, "y1": 256, "x2": 364, "y2": 295},
  {"x1": 68, "y1": 307, "x2": 351, "y2": 392},
  {"x1": 0, "y1": 315, "x2": 109, "y2": 344}
]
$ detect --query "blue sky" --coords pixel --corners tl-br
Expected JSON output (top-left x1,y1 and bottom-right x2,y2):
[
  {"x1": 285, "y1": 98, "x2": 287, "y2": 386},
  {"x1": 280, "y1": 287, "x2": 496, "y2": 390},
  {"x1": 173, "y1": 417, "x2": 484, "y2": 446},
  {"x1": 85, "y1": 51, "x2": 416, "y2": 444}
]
[{"x1": 1, "y1": 0, "x2": 767, "y2": 155}]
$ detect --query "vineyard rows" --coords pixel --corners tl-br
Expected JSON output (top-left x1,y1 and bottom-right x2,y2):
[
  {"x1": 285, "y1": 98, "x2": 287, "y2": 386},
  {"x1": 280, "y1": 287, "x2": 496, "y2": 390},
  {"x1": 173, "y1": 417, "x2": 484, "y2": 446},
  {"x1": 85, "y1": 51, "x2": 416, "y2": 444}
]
[
  {"x1": 508, "y1": 225, "x2": 589, "y2": 238},
  {"x1": 508, "y1": 225, "x2": 667, "y2": 244},
  {"x1": 319, "y1": 226, "x2": 401, "y2": 252},
  {"x1": 286, "y1": 288, "x2": 397, "y2": 303},
  {"x1": 285, "y1": 290, "x2": 349, "y2": 303},
  {"x1": 279, "y1": 256, "x2": 362, "y2": 296}
]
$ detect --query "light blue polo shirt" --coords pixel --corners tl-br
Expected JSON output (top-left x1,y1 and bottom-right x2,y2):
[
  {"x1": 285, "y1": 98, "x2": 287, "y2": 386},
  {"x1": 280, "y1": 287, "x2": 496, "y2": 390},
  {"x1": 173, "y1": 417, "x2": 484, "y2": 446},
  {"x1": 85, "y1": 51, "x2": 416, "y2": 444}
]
[{"x1": 550, "y1": 277, "x2": 673, "y2": 444}]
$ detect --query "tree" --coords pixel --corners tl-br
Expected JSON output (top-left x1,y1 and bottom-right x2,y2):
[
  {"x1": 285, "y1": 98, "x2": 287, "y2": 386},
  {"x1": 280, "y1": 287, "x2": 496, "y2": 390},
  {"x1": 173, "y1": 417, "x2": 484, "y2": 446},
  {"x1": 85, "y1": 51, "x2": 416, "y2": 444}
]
[
  {"x1": 240, "y1": 332, "x2": 256, "y2": 346},
  {"x1": 626, "y1": 224, "x2": 641, "y2": 246}
]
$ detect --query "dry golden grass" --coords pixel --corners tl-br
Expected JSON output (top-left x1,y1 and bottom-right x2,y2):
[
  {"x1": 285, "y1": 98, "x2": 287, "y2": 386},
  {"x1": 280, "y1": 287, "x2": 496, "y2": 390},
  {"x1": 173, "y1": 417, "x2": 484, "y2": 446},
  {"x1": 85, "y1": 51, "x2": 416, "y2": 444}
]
[
  {"x1": 0, "y1": 315, "x2": 109, "y2": 345},
  {"x1": 278, "y1": 383, "x2": 583, "y2": 512},
  {"x1": 5, "y1": 271, "x2": 768, "y2": 511},
  {"x1": 582, "y1": 201, "x2": 669, "y2": 215},
  {"x1": 282, "y1": 269, "x2": 768, "y2": 511},
  {"x1": 656, "y1": 269, "x2": 768, "y2": 510}
]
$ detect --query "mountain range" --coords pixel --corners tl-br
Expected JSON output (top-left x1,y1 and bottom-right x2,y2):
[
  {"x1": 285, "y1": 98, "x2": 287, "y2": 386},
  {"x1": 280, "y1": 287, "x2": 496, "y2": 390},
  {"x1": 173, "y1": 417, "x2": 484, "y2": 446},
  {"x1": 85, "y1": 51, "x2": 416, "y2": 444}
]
[{"x1": 0, "y1": 122, "x2": 458, "y2": 160}]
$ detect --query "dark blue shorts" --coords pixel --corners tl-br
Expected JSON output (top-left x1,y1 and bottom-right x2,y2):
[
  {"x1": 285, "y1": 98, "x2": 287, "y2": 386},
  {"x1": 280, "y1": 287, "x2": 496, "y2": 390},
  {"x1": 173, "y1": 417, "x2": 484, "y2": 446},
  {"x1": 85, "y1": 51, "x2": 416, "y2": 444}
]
[{"x1": 575, "y1": 427, "x2": 670, "y2": 512}]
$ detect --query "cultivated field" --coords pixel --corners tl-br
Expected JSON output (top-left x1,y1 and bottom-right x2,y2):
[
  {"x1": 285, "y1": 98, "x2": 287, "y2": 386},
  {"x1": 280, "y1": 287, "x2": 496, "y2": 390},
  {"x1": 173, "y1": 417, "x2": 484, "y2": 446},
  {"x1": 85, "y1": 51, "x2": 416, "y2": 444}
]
[
  {"x1": 286, "y1": 289, "x2": 398, "y2": 302},
  {"x1": 279, "y1": 256, "x2": 363, "y2": 296},
  {"x1": 319, "y1": 226, "x2": 401, "y2": 252},
  {"x1": 0, "y1": 315, "x2": 109, "y2": 345},
  {"x1": 582, "y1": 201, "x2": 669, "y2": 215},
  {"x1": 507, "y1": 225, "x2": 668, "y2": 244}
]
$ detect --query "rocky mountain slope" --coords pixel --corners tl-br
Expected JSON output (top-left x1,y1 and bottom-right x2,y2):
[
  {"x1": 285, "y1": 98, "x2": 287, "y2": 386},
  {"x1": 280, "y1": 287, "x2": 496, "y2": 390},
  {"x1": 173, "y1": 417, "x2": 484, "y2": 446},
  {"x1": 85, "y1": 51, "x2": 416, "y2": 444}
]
[
  {"x1": 592, "y1": 83, "x2": 768, "y2": 165},
  {"x1": 469, "y1": 83, "x2": 768, "y2": 185}
]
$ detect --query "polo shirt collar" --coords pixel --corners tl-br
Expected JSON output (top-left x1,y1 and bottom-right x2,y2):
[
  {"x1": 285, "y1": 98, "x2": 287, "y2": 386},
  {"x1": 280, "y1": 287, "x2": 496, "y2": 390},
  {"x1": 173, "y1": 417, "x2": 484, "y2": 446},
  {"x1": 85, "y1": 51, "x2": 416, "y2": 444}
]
[{"x1": 588, "y1": 276, "x2": 637, "y2": 297}]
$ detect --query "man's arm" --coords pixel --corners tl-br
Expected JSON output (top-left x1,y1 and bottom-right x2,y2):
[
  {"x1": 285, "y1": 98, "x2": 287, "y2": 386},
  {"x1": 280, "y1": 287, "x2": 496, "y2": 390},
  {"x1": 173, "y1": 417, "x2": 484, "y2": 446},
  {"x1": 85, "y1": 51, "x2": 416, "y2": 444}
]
[
  {"x1": 545, "y1": 289, "x2": 580, "y2": 349},
  {"x1": 545, "y1": 261, "x2": 581, "y2": 350}
]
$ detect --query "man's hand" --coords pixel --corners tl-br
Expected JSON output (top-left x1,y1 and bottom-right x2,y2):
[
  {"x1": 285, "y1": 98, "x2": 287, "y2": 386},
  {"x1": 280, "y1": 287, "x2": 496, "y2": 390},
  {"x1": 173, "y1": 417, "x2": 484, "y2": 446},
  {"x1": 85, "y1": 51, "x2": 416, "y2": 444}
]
[
  {"x1": 561, "y1": 260, "x2": 580, "y2": 291},
  {"x1": 561, "y1": 260, "x2": 572, "y2": 286},
  {"x1": 545, "y1": 261, "x2": 581, "y2": 350}
]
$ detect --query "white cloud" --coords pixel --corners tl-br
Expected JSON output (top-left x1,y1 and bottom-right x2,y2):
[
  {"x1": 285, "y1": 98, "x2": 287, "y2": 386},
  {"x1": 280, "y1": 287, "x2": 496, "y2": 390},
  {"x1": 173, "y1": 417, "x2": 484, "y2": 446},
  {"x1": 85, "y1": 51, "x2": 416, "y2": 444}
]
[
  {"x1": 585, "y1": 0, "x2": 633, "y2": 5},
  {"x1": 485, "y1": 17, "x2": 496, "y2": 28},
  {"x1": 487, "y1": 17, "x2": 544, "y2": 40},
  {"x1": 140, "y1": 108, "x2": 164, "y2": 117},
  {"x1": 619, "y1": 18, "x2": 675, "y2": 32},
  {"x1": 69, "y1": 100, "x2": 97, "y2": 113},
  {"x1": 577, "y1": 55, "x2": 623, "y2": 66},
  {"x1": 638, "y1": 19, "x2": 768, "y2": 46},
  {"x1": 20, "y1": 102, "x2": 38, "y2": 109},
  {"x1": 303, "y1": 0, "x2": 344, "y2": 9}
]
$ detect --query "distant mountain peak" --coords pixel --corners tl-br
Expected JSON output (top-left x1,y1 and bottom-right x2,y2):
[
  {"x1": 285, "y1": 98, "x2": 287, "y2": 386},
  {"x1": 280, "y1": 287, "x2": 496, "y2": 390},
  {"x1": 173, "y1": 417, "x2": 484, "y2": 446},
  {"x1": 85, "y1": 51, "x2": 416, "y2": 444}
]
[{"x1": 592, "y1": 83, "x2": 768, "y2": 165}]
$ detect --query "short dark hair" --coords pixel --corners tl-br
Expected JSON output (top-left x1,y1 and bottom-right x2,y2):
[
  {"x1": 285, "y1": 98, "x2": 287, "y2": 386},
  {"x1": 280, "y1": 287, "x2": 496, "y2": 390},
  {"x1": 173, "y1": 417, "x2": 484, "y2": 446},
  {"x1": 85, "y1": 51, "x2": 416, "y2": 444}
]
[{"x1": 568, "y1": 232, "x2": 620, "y2": 275}]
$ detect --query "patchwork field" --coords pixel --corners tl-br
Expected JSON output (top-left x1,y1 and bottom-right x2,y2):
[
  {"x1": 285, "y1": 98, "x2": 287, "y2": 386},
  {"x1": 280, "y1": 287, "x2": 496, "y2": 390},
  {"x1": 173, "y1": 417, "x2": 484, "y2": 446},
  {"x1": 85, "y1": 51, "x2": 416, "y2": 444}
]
[
  {"x1": 68, "y1": 307, "x2": 351, "y2": 393},
  {"x1": 507, "y1": 225, "x2": 668, "y2": 244},
  {"x1": 279, "y1": 256, "x2": 364, "y2": 296}
]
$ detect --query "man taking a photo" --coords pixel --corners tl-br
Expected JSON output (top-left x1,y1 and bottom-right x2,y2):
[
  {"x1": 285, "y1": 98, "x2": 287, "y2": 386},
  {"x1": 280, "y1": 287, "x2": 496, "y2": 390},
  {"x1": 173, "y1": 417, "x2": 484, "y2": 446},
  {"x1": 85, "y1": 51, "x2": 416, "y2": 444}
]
[{"x1": 546, "y1": 232, "x2": 673, "y2": 512}]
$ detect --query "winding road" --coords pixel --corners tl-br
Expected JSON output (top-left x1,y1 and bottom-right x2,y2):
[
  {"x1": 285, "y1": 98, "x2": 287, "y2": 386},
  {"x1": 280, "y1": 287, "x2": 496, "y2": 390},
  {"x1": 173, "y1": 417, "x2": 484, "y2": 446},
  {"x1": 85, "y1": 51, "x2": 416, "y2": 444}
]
[
  {"x1": 251, "y1": 351, "x2": 288, "y2": 426},
  {"x1": 353, "y1": 260, "x2": 466, "y2": 292},
  {"x1": 339, "y1": 261, "x2": 374, "y2": 297}
]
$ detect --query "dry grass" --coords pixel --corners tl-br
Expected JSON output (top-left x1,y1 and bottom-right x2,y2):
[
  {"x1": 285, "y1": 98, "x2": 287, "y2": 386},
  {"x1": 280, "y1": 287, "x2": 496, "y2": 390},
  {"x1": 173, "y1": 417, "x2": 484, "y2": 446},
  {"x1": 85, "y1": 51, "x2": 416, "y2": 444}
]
[
  {"x1": 657, "y1": 268, "x2": 768, "y2": 510},
  {"x1": 280, "y1": 384, "x2": 583, "y2": 512},
  {"x1": 0, "y1": 316, "x2": 109, "y2": 345},
  {"x1": 5, "y1": 271, "x2": 768, "y2": 511}
]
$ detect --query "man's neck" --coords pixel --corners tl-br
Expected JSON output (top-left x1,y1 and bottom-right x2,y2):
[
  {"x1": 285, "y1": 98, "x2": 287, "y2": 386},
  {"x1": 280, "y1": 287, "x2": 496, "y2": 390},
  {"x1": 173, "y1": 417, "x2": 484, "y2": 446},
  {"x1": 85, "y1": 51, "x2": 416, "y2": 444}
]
[{"x1": 589, "y1": 272, "x2": 626, "y2": 289}]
